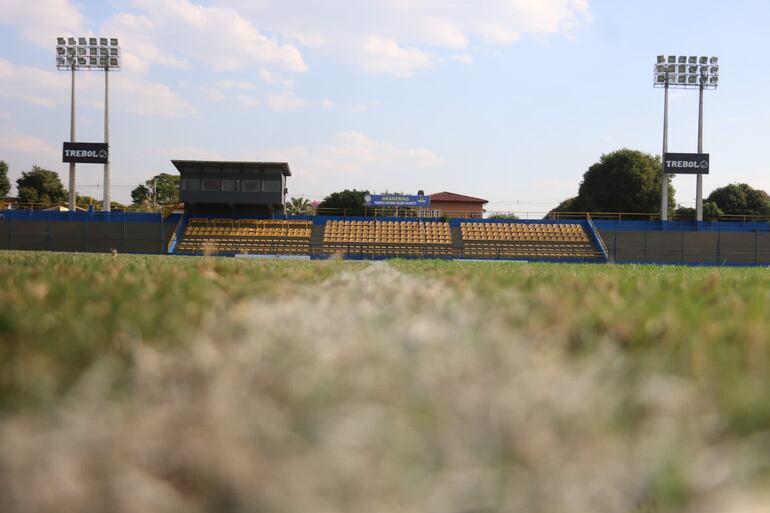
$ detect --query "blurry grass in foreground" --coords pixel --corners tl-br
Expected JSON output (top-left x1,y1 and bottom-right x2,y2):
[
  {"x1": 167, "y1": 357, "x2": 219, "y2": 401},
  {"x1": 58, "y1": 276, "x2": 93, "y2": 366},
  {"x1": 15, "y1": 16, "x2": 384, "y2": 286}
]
[{"x1": 0, "y1": 252, "x2": 769, "y2": 512}]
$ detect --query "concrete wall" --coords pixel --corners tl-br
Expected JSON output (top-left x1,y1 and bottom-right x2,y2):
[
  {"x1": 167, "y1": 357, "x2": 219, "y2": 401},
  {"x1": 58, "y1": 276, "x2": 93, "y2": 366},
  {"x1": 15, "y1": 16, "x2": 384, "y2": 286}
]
[
  {"x1": 431, "y1": 201, "x2": 484, "y2": 219},
  {"x1": 0, "y1": 218, "x2": 174, "y2": 254},
  {"x1": 600, "y1": 230, "x2": 770, "y2": 265}
]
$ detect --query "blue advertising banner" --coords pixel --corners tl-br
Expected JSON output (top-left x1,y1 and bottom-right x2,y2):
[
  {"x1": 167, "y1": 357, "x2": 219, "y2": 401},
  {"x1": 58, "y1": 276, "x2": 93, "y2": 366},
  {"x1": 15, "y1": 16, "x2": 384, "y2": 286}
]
[{"x1": 364, "y1": 194, "x2": 430, "y2": 207}]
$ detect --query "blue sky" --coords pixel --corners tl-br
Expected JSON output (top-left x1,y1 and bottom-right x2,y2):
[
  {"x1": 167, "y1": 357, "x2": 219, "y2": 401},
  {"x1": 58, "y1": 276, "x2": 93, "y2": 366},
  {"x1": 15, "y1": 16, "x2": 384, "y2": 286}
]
[{"x1": 0, "y1": 0, "x2": 768, "y2": 213}]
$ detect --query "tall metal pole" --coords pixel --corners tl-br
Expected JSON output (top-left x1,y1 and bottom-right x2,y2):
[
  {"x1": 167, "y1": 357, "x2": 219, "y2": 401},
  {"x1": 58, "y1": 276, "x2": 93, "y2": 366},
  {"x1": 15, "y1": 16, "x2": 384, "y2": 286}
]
[
  {"x1": 68, "y1": 65, "x2": 76, "y2": 211},
  {"x1": 103, "y1": 66, "x2": 111, "y2": 212},
  {"x1": 696, "y1": 83, "x2": 705, "y2": 222},
  {"x1": 660, "y1": 80, "x2": 669, "y2": 221}
]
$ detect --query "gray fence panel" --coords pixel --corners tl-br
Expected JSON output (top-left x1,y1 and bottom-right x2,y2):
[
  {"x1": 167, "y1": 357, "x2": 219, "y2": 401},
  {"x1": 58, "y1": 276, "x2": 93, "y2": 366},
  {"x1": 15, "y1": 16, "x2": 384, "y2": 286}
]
[
  {"x1": 12, "y1": 237, "x2": 48, "y2": 251},
  {"x1": 683, "y1": 232, "x2": 718, "y2": 264},
  {"x1": 645, "y1": 232, "x2": 683, "y2": 263},
  {"x1": 125, "y1": 223, "x2": 163, "y2": 240},
  {"x1": 719, "y1": 233, "x2": 756, "y2": 264},
  {"x1": 614, "y1": 231, "x2": 647, "y2": 262},
  {"x1": 756, "y1": 233, "x2": 770, "y2": 264}
]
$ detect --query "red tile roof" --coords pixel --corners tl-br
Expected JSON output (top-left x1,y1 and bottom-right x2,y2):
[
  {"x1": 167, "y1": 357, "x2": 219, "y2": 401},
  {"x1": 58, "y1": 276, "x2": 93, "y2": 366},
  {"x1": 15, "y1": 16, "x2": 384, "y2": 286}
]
[{"x1": 429, "y1": 191, "x2": 488, "y2": 204}]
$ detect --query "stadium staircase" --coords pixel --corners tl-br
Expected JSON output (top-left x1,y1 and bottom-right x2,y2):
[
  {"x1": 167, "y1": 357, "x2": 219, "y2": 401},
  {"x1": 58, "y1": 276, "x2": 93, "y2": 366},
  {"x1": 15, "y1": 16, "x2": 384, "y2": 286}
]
[
  {"x1": 174, "y1": 218, "x2": 311, "y2": 256},
  {"x1": 450, "y1": 226, "x2": 464, "y2": 251}
]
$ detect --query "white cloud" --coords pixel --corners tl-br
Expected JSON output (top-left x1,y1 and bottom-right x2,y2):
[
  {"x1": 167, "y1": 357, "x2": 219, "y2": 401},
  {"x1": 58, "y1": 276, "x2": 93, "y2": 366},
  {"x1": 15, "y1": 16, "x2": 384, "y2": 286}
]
[
  {"x1": 264, "y1": 131, "x2": 442, "y2": 175},
  {"x1": 0, "y1": 0, "x2": 82, "y2": 47},
  {"x1": 451, "y1": 53, "x2": 474, "y2": 64},
  {"x1": 0, "y1": 130, "x2": 59, "y2": 159},
  {"x1": 360, "y1": 36, "x2": 434, "y2": 78},
  {"x1": 235, "y1": 94, "x2": 260, "y2": 108},
  {"x1": 116, "y1": 78, "x2": 197, "y2": 118},
  {"x1": 164, "y1": 146, "x2": 226, "y2": 161},
  {"x1": 0, "y1": 59, "x2": 66, "y2": 108},
  {"x1": 215, "y1": 80, "x2": 256, "y2": 91},
  {"x1": 0, "y1": 58, "x2": 196, "y2": 118},
  {"x1": 268, "y1": 94, "x2": 306, "y2": 111},
  {"x1": 321, "y1": 99, "x2": 334, "y2": 109},
  {"x1": 221, "y1": 0, "x2": 591, "y2": 76},
  {"x1": 0, "y1": 111, "x2": 11, "y2": 121},
  {"x1": 254, "y1": 131, "x2": 444, "y2": 196},
  {"x1": 102, "y1": 0, "x2": 308, "y2": 74}
]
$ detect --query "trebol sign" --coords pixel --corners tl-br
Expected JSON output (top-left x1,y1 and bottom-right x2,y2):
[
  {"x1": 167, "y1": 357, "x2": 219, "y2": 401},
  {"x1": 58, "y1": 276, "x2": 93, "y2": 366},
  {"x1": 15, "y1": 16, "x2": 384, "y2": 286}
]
[
  {"x1": 62, "y1": 142, "x2": 109, "y2": 164},
  {"x1": 663, "y1": 152, "x2": 710, "y2": 175}
]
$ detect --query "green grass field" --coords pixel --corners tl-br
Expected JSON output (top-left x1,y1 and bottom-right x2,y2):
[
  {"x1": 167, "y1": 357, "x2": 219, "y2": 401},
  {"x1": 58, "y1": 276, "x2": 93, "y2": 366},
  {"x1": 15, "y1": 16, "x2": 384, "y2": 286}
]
[{"x1": 1, "y1": 251, "x2": 769, "y2": 512}]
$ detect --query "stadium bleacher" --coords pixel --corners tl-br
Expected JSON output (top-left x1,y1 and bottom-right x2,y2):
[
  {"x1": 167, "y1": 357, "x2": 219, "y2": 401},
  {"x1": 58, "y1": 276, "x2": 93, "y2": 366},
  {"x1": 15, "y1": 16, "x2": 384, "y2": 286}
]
[
  {"x1": 460, "y1": 222, "x2": 604, "y2": 261},
  {"x1": 176, "y1": 219, "x2": 311, "y2": 255},
  {"x1": 173, "y1": 217, "x2": 605, "y2": 261},
  {"x1": 321, "y1": 220, "x2": 453, "y2": 258}
]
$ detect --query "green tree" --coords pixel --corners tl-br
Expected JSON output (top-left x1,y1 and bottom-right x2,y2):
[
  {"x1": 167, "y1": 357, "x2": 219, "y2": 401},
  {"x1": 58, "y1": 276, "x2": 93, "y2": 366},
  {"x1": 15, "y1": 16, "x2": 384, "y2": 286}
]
[
  {"x1": 317, "y1": 189, "x2": 369, "y2": 215},
  {"x1": 552, "y1": 149, "x2": 675, "y2": 214},
  {"x1": 286, "y1": 197, "x2": 314, "y2": 215},
  {"x1": 131, "y1": 184, "x2": 150, "y2": 205},
  {"x1": 550, "y1": 197, "x2": 579, "y2": 213},
  {"x1": 706, "y1": 183, "x2": 770, "y2": 217},
  {"x1": 76, "y1": 194, "x2": 99, "y2": 209},
  {"x1": 0, "y1": 161, "x2": 10, "y2": 198},
  {"x1": 16, "y1": 166, "x2": 66, "y2": 208},
  {"x1": 675, "y1": 202, "x2": 723, "y2": 221},
  {"x1": 131, "y1": 173, "x2": 179, "y2": 207}
]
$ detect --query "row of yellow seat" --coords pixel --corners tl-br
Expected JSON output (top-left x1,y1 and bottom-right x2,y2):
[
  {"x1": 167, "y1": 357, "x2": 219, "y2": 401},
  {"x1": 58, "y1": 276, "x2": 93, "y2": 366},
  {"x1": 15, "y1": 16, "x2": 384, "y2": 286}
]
[
  {"x1": 324, "y1": 237, "x2": 450, "y2": 244},
  {"x1": 321, "y1": 244, "x2": 454, "y2": 257},
  {"x1": 462, "y1": 222, "x2": 583, "y2": 231},
  {"x1": 185, "y1": 226, "x2": 311, "y2": 238},
  {"x1": 463, "y1": 241, "x2": 602, "y2": 260},
  {"x1": 461, "y1": 223, "x2": 590, "y2": 242},
  {"x1": 188, "y1": 218, "x2": 311, "y2": 227},
  {"x1": 324, "y1": 220, "x2": 451, "y2": 245},
  {"x1": 177, "y1": 238, "x2": 309, "y2": 255}
]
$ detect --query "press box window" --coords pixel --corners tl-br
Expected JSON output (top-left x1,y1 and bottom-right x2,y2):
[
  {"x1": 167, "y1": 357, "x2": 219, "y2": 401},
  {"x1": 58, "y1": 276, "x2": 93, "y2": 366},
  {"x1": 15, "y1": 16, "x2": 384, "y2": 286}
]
[
  {"x1": 222, "y1": 179, "x2": 240, "y2": 192},
  {"x1": 202, "y1": 179, "x2": 220, "y2": 191},
  {"x1": 262, "y1": 180, "x2": 281, "y2": 193},
  {"x1": 242, "y1": 180, "x2": 260, "y2": 192},
  {"x1": 181, "y1": 179, "x2": 200, "y2": 191}
]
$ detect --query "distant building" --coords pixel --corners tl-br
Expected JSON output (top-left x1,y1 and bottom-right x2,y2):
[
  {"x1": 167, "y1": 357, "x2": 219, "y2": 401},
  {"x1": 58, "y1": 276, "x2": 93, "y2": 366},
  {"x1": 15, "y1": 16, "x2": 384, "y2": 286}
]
[{"x1": 428, "y1": 191, "x2": 488, "y2": 219}]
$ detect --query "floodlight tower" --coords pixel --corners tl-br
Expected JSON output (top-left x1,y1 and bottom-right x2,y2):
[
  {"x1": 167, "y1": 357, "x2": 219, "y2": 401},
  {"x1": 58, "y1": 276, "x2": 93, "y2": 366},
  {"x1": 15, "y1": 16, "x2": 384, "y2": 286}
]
[
  {"x1": 654, "y1": 55, "x2": 719, "y2": 222},
  {"x1": 56, "y1": 36, "x2": 121, "y2": 211}
]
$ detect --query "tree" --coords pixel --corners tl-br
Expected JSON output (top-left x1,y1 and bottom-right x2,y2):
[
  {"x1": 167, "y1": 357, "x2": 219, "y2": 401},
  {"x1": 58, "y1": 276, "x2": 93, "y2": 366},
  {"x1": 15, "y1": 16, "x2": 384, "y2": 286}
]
[
  {"x1": 317, "y1": 189, "x2": 369, "y2": 215},
  {"x1": 131, "y1": 173, "x2": 179, "y2": 207},
  {"x1": 706, "y1": 183, "x2": 770, "y2": 217},
  {"x1": 131, "y1": 184, "x2": 150, "y2": 205},
  {"x1": 674, "y1": 202, "x2": 724, "y2": 221},
  {"x1": 550, "y1": 197, "x2": 579, "y2": 213},
  {"x1": 0, "y1": 161, "x2": 10, "y2": 198},
  {"x1": 552, "y1": 149, "x2": 675, "y2": 214},
  {"x1": 286, "y1": 197, "x2": 314, "y2": 215},
  {"x1": 76, "y1": 194, "x2": 100, "y2": 209},
  {"x1": 16, "y1": 166, "x2": 66, "y2": 208}
]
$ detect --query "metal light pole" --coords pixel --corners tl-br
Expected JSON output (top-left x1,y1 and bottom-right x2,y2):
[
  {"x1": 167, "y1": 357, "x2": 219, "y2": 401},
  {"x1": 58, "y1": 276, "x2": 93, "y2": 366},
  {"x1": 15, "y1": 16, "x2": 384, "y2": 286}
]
[
  {"x1": 660, "y1": 79, "x2": 669, "y2": 221},
  {"x1": 57, "y1": 37, "x2": 120, "y2": 212},
  {"x1": 103, "y1": 67, "x2": 110, "y2": 212},
  {"x1": 68, "y1": 64, "x2": 77, "y2": 211},
  {"x1": 696, "y1": 82, "x2": 705, "y2": 221},
  {"x1": 654, "y1": 55, "x2": 718, "y2": 222}
]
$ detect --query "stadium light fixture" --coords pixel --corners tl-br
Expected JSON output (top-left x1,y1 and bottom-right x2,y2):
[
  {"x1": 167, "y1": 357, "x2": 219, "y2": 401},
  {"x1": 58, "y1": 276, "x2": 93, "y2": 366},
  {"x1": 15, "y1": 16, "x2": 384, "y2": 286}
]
[
  {"x1": 56, "y1": 36, "x2": 120, "y2": 71},
  {"x1": 56, "y1": 36, "x2": 121, "y2": 212}
]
